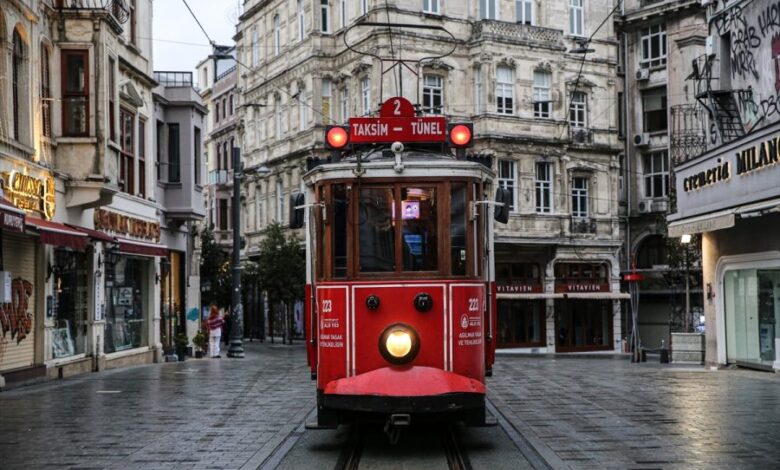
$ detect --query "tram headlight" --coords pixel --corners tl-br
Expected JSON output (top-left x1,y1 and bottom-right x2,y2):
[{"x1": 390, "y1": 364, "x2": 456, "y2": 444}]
[{"x1": 379, "y1": 323, "x2": 420, "y2": 365}]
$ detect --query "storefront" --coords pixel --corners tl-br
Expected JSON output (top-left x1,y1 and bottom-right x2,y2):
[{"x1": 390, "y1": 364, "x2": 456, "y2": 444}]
[
  {"x1": 496, "y1": 262, "x2": 546, "y2": 348},
  {"x1": 553, "y1": 263, "x2": 615, "y2": 352},
  {"x1": 669, "y1": 120, "x2": 780, "y2": 371}
]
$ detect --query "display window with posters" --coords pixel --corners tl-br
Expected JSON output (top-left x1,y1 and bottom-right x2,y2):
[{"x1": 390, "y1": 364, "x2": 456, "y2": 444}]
[
  {"x1": 104, "y1": 256, "x2": 149, "y2": 353},
  {"x1": 50, "y1": 249, "x2": 88, "y2": 358}
]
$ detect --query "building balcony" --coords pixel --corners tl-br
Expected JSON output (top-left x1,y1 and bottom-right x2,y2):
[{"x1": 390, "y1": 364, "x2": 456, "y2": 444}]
[
  {"x1": 570, "y1": 217, "x2": 597, "y2": 234},
  {"x1": 471, "y1": 20, "x2": 565, "y2": 50},
  {"x1": 569, "y1": 127, "x2": 593, "y2": 145},
  {"x1": 209, "y1": 169, "x2": 230, "y2": 185},
  {"x1": 52, "y1": 0, "x2": 129, "y2": 31}
]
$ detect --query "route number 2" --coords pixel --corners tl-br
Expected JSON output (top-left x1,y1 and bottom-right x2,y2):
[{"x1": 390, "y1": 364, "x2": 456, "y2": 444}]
[
  {"x1": 393, "y1": 99, "x2": 401, "y2": 116},
  {"x1": 322, "y1": 299, "x2": 333, "y2": 313},
  {"x1": 468, "y1": 298, "x2": 479, "y2": 311}
]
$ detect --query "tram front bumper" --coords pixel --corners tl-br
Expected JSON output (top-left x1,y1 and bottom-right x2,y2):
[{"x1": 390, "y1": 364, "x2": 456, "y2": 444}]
[{"x1": 322, "y1": 366, "x2": 485, "y2": 414}]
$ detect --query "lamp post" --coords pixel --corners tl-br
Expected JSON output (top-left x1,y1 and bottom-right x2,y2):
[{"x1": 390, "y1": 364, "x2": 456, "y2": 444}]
[
  {"x1": 228, "y1": 146, "x2": 245, "y2": 358},
  {"x1": 681, "y1": 234, "x2": 692, "y2": 332}
]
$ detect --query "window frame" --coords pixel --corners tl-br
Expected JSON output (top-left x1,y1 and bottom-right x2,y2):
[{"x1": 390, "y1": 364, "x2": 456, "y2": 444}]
[
  {"x1": 274, "y1": 14, "x2": 282, "y2": 56},
  {"x1": 640, "y1": 23, "x2": 667, "y2": 68},
  {"x1": 41, "y1": 43, "x2": 52, "y2": 138},
  {"x1": 361, "y1": 77, "x2": 371, "y2": 115},
  {"x1": 298, "y1": 0, "x2": 305, "y2": 41},
  {"x1": 571, "y1": 176, "x2": 589, "y2": 218},
  {"x1": 168, "y1": 123, "x2": 181, "y2": 183},
  {"x1": 569, "y1": 0, "x2": 584, "y2": 37},
  {"x1": 339, "y1": 86, "x2": 349, "y2": 123},
  {"x1": 480, "y1": 0, "x2": 499, "y2": 20},
  {"x1": 138, "y1": 117, "x2": 146, "y2": 197},
  {"x1": 498, "y1": 159, "x2": 517, "y2": 212},
  {"x1": 535, "y1": 161, "x2": 553, "y2": 214},
  {"x1": 61, "y1": 49, "x2": 90, "y2": 137},
  {"x1": 252, "y1": 27, "x2": 260, "y2": 67},
  {"x1": 339, "y1": 0, "x2": 347, "y2": 29},
  {"x1": 422, "y1": 74, "x2": 444, "y2": 115},
  {"x1": 516, "y1": 0, "x2": 534, "y2": 25},
  {"x1": 569, "y1": 91, "x2": 587, "y2": 128},
  {"x1": 322, "y1": 78, "x2": 332, "y2": 121},
  {"x1": 496, "y1": 66, "x2": 514, "y2": 115},
  {"x1": 321, "y1": 0, "x2": 331, "y2": 34},
  {"x1": 642, "y1": 87, "x2": 667, "y2": 133},
  {"x1": 533, "y1": 70, "x2": 552, "y2": 119},
  {"x1": 119, "y1": 108, "x2": 135, "y2": 195},
  {"x1": 423, "y1": 0, "x2": 440, "y2": 14},
  {"x1": 643, "y1": 150, "x2": 669, "y2": 199},
  {"x1": 474, "y1": 65, "x2": 484, "y2": 114}
]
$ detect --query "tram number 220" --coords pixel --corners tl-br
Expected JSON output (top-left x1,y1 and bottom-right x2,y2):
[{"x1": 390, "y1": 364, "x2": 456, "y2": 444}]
[
  {"x1": 468, "y1": 298, "x2": 479, "y2": 312},
  {"x1": 321, "y1": 299, "x2": 333, "y2": 313}
]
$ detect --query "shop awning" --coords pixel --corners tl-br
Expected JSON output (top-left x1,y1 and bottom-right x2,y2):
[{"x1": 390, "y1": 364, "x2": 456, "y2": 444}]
[
  {"x1": 26, "y1": 216, "x2": 89, "y2": 251},
  {"x1": 497, "y1": 293, "x2": 558, "y2": 300},
  {"x1": 0, "y1": 195, "x2": 25, "y2": 232},
  {"x1": 668, "y1": 210, "x2": 735, "y2": 238},
  {"x1": 116, "y1": 237, "x2": 169, "y2": 257},
  {"x1": 498, "y1": 292, "x2": 631, "y2": 300},
  {"x1": 66, "y1": 224, "x2": 117, "y2": 243}
]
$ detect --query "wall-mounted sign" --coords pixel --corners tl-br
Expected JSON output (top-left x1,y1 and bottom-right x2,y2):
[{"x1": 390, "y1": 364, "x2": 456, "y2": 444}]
[
  {"x1": 94, "y1": 208, "x2": 160, "y2": 241},
  {"x1": 554, "y1": 283, "x2": 611, "y2": 293},
  {"x1": 1, "y1": 171, "x2": 56, "y2": 220},
  {"x1": 496, "y1": 284, "x2": 544, "y2": 294},
  {"x1": 683, "y1": 161, "x2": 730, "y2": 192}
]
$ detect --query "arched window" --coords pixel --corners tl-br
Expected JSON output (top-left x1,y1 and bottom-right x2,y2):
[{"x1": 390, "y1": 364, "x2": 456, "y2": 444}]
[
  {"x1": 12, "y1": 29, "x2": 25, "y2": 142},
  {"x1": 41, "y1": 43, "x2": 52, "y2": 138},
  {"x1": 636, "y1": 235, "x2": 669, "y2": 269}
]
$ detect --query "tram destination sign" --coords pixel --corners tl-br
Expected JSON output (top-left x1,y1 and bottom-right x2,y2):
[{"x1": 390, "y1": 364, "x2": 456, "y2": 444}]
[{"x1": 349, "y1": 116, "x2": 447, "y2": 143}]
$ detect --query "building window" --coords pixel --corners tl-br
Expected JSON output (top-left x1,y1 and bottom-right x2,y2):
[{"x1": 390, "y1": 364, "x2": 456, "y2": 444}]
[
  {"x1": 339, "y1": 0, "x2": 347, "y2": 29},
  {"x1": 516, "y1": 0, "x2": 533, "y2": 25},
  {"x1": 475, "y1": 66, "x2": 483, "y2": 114},
  {"x1": 339, "y1": 86, "x2": 349, "y2": 123},
  {"x1": 618, "y1": 91, "x2": 625, "y2": 138},
  {"x1": 41, "y1": 44, "x2": 52, "y2": 138},
  {"x1": 218, "y1": 199, "x2": 229, "y2": 230},
  {"x1": 252, "y1": 27, "x2": 260, "y2": 67},
  {"x1": 62, "y1": 50, "x2": 89, "y2": 136},
  {"x1": 640, "y1": 23, "x2": 667, "y2": 68},
  {"x1": 215, "y1": 98, "x2": 220, "y2": 123},
  {"x1": 104, "y1": 257, "x2": 148, "y2": 353},
  {"x1": 643, "y1": 151, "x2": 669, "y2": 198},
  {"x1": 636, "y1": 235, "x2": 669, "y2": 268},
  {"x1": 128, "y1": 0, "x2": 137, "y2": 45},
  {"x1": 168, "y1": 123, "x2": 180, "y2": 183},
  {"x1": 229, "y1": 95, "x2": 234, "y2": 115},
  {"x1": 642, "y1": 87, "x2": 667, "y2": 132},
  {"x1": 496, "y1": 66, "x2": 514, "y2": 115},
  {"x1": 361, "y1": 0, "x2": 369, "y2": 15},
  {"x1": 480, "y1": 0, "x2": 498, "y2": 19},
  {"x1": 299, "y1": 91, "x2": 308, "y2": 130},
  {"x1": 321, "y1": 0, "x2": 331, "y2": 33},
  {"x1": 571, "y1": 177, "x2": 588, "y2": 218},
  {"x1": 535, "y1": 161, "x2": 552, "y2": 214},
  {"x1": 361, "y1": 77, "x2": 371, "y2": 115},
  {"x1": 424, "y1": 0, "x2": 440, "y2": 14},
  {"x1": 298, "y1": 0, "x2": 305, "y2": 41},
  {"x1": 422, "y1": 74, "x2": 443, "y2": 114},
  {"x1": 222, "y1": 141, "x2": 229, "y2": 170},
  {"x1": 194, "y1": 126, "x2": 201, "y2": 186},
  {"x1": 138, "y1": 118, "x2": 146, "y2": 198},
  {"x1": 222, "y1": 99, "x2": 227, "y2": 120},
  {"x1": 322, "y1": 78, "x2": 332, "y2": 121},
  {"x1": 276, "y1": 102, "x2": 284, "y2": 137},
  {"x1": 156, "y1": 120, "x2": 164, "y2": 181},
  {"x1": 533, "y1": 70, "x2": 551, "y2": 119},
  {"x1": 108, "y1": 56, "x2": 116, "y2": 141},
  {"x1": 569, "y1": 0, "x2": 584, "y2": 37},
  {"x1": 255, "y1": 196, "x2": 264, "y2": 230},
  {"x1": 498, "y1": 160, "x2": 516, "y2": 212},
  {"x1": 569, "y1": 91, "x2": 587, "y2": 128},
  {"x1": 119, "y1": 109, "x2": 135, "y2": 195},
  {"x1": 274, "y1": 14, "x2": 281, "y2": 56},
  {"x1": 12, "y1": 31, "x2": 25, "y2": 142}
]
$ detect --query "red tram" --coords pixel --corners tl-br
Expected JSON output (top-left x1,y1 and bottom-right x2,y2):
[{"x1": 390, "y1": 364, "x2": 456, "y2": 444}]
[{"x1": 291, "y1": 97, "x2": 509, "y2": 430}]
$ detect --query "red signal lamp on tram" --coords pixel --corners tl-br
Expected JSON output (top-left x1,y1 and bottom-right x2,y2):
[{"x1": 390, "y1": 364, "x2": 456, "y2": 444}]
[
  {"x1": 325, "y1": 126, "x2": 349, "y2": 149},
  {"x1": 447, "y1": 123, "x2": 473, "y2": 160}
]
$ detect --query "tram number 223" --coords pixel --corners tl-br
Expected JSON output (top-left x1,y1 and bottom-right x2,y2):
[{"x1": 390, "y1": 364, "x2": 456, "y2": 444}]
[
  {"x1": 322, "y1": 299, "x2": 333, "y2": 313},
  {"x1": 468, "y1": 298, "x2": 479, "y2": 312}
]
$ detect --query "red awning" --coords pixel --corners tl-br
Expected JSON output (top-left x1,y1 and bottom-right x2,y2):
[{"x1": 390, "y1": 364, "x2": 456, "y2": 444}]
[
  {"x1": 66, "y1": 224, "x2": 117, "y2": 243},
  {"x1": 26, "y1": 216, "x2": 89, "y2": 251},
  {"x1": 0, "y1": 196, "x2": 25, "y2": 232},
  {"x1": 117, "y1": 237, "x2": 168, "y2": 257}
]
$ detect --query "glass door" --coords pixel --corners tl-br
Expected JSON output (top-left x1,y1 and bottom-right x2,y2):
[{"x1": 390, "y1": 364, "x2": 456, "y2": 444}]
[{"x1": 724, "y1": 268, "x2": 779, "y2": 366}]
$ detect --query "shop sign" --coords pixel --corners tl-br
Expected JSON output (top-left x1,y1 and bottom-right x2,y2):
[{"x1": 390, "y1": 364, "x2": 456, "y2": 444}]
[
  {"x1": 1, "y1": 171, "x2": 56, "y2": 220},
  {"x1": 496, "y1": 284, "x2": 543, "y2": 294},
  {"x1": 1, "y1": 211, "x2": 24, "y2": 232},
  {"x1": 554, "y1": 283, "x2": 610, "y2": 293},
  {"x1": 683, "y1": 160, "x2": 730, "y2": 192},
  {"x1": 736, "y1": 134, "x2": 780, "y2": 177},
  {"x1": 0, "y1": 278, "x2": 34, "y2": 345},
  {"x1": 94, "y1": 208, "x2": 161, "y2": 242}
]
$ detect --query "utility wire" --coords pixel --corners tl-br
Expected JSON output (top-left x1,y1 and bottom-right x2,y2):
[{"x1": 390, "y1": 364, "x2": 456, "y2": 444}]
[
  {"x1": 181, "y1": 0, "x2": 215, "y2": 46},
  {"x1": 384, "y1": 0, "x2": 400, "y2": 96}
]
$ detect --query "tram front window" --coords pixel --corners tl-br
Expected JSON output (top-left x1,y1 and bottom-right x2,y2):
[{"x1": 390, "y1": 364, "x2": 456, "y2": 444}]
[
  {"x1": 402, "y1": 187, "x2": 437, "y2": 271},
  {"x1": 359, "y1": 187, "x2": 396, "y2": 272}
]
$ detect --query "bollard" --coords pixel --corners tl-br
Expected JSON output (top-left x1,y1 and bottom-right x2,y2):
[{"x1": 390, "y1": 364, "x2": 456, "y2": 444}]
[
  {"x1": 641, "y1": 349, "x2": 647, "y2": 362},
  {"x1": 660, "y1": 348, "x2": 670, "y2": 363}
]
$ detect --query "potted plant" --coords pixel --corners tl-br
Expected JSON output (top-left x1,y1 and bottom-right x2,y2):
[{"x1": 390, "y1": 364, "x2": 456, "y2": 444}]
[
  {"x1": 192, "y1": 331, "x2": 207, "y2": 358},
  {"x1": 173, "y1": 333, "x2": 189, "y2": 361}
]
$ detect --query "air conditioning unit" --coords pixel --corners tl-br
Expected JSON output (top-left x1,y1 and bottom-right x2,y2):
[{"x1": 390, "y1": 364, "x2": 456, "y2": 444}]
[
  {"x1": 637, "y1": 200, "x2": 653, "y2": 214},
  {"x1": 636, "y1": 68, "x2": 650, "y2": 81},
  {"x1": 633, "y1": 133, "x2": 650, "y2": 146}
]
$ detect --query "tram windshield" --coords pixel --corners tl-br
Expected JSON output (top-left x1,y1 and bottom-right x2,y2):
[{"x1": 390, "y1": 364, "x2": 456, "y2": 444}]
[{"x1": 318, "y1": 179, "x2": 481, "y2": 280}]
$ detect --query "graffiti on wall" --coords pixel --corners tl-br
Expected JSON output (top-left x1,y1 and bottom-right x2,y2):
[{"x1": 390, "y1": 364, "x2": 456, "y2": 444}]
[
  {"x1": 0, "y1": 278, "x2": 34, "y2": 345},
  {"x1": 714, "y1": 2, "x2": 780, "y2": 128}
]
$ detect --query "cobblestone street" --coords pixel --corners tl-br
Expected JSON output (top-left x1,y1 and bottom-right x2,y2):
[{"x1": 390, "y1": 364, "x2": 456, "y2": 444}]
[{"x1": 2, "y1": 344, "x2": 780, "y2": 469}]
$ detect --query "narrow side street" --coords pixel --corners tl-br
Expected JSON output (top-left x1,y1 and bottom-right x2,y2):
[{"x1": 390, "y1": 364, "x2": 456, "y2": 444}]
[{"x1": 2, "y1": 343, "x2": 780, "y2": 469}]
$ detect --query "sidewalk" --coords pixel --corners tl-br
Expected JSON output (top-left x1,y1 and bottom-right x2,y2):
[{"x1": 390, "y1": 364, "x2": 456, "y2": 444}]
[
  {"x1": 0, "y1": 342, "x2": 313, "y2": 470},
  {"x1": 488, "y1": 356, "x2": 780, "y2": 469}
]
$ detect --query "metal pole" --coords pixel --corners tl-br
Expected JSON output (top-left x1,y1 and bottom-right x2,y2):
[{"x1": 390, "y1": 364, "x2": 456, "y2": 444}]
[
  {"x1": 228, "y1": 146, "x2": 244, "y2": 358},
  {"x1": 685, "y1": 246, "x2": 691, "y2": 333}
]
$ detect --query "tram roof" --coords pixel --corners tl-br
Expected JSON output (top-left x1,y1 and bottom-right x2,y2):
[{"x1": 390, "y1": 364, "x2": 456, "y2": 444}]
[{"x1": 304, "y1": 148, "x2": 495, "y2": 184}]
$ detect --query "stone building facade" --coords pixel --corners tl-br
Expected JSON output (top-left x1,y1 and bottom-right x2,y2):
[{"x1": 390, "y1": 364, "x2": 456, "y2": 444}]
[
  {"x1": 0, "y1": 0, "x2": 204, "y2": 389},
  {"x1": 232, "y1": 0, "x2": 625, "y2": 351},
  {"x1": 616, "y1": 0, "x2": 707, "y2": 350}
]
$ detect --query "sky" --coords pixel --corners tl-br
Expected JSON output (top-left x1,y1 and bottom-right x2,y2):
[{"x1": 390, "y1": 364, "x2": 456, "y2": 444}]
[{"x1": 152, "y1": 0, "x2": 241, "y2": 86}]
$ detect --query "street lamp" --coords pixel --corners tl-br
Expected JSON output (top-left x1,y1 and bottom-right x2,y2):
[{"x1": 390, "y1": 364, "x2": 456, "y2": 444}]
[
  {"x1": 227, "y1": 147, "x2": 271, "y2": 358},
  {"x1": 681, "y1": 234, "x2": 692, "y2": 332}
]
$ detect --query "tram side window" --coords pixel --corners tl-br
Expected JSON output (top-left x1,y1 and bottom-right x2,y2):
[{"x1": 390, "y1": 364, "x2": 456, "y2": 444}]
[
  {"x1": 333, "y1": 184, "x2": 348, "y2": 278},
  {"x1": 450, "y1": 183, "x2": 467, "y2": 275},
  {"x1": 359, "y1": 188, "x2": 395, "y2": 272},
  {"x1": 402, "y1": 187, "x2": 438, "y2": 271}
]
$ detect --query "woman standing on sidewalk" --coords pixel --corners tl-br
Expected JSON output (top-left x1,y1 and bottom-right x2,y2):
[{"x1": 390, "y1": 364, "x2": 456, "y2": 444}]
[{"x1": 207, "y1": 305, "x2": 224, "y2": 358}]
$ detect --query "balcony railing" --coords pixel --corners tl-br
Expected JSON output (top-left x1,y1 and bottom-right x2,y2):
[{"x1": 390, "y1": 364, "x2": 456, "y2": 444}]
[
  {"x1": 671, "y1": 104, "x2": 706, "y2": 165},
  {"x1": 570, "y1": 217, "x2": 597, "y2": 234},
  {"x1": 154, "y1": 71, "x2": 194, "y2": 88},
  {"x1": 569, "y1": 127, "x2": 593, "y2": 144},
  {"x1": 209, "y1": 169, "x2": 229, "y2": 185},
  {"x1": 472, "y1": 20, "x2": 564, "y2": 49},
  {"x1": 55, "y1": 0, "x2": 129, "y2": 23}
]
